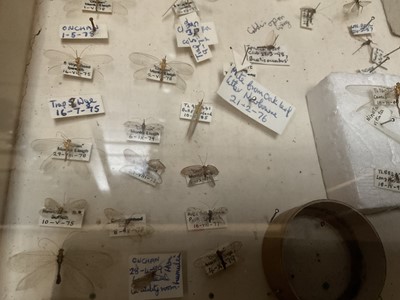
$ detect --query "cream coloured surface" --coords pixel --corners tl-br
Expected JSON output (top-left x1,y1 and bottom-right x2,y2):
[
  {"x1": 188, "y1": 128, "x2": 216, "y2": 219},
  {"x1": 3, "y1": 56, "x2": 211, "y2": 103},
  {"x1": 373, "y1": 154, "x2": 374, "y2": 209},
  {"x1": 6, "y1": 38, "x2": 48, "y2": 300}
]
[{"x1": 0, "y1": 0, "x2": 400, "y2": 299}]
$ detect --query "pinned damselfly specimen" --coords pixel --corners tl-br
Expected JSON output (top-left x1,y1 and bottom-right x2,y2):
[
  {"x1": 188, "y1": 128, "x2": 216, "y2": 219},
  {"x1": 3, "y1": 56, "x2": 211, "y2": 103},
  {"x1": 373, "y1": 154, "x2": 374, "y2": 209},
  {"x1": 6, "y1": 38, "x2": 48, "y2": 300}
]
[
  {"x1": 44, "y1": 46, "x2": 112, "y2": 80},
  {"x1": 194, "y1": 241, "x2": 242, "y2": 276},
  {"x1": 31, "y1": 132, "x2": 92, "y2": 178},
  {"x1": 39, "y1": 197, "x2": 87, "y2": 228},
  {"x1": 8, "y1": 235, "x2": 112, "y2": 294},
  {"x1": 63, "y1": 0, "x2": 133, "y2": 16},
  {"x1": 129, "y1": 52, "x2": 194, "y2": 91},
  {"x1": 343, "y1": 0, "x2": 371, "y2": 14},
  {"x1": 123, "y1": 119, "x2": 164, "y2": 144},
  {"x1": 104, "y1": 208, "x2": 154, "y2": 237},
  {"x1": 185, "y1": 203, "x2": 228, "y2": 230},
  {"x1": 120, "y1": 149, "x2": 165, "y2": 186},
  {"x1": 181, "y1": 155, "x2": 219, "y2": 187}
]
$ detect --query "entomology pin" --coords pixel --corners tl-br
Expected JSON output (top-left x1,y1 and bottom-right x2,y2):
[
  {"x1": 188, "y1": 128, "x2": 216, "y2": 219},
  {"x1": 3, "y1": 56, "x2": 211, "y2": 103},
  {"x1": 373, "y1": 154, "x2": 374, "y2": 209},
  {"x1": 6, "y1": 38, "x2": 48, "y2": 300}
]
[
  {"x1": 380, "y1": 117, "x2": 395, "y2": 126},
  {"x1": 361, "y1": 15, "x2": 375, "y2": 30},
  {"x1": 181, "y1": 155, "x2": 219, "y2": 187},
  {"x1": 343, "y1": 0, "x2": 371, "y2": 14},
  {"x1": 129, "y1": 52, "x2": 194, "y2": 91},
  {"x1": 89, "y1": 17, "x2": 96, "y2": 32},
  {"x1": 104, "y1": 208, "x2": 154, "y2": 237},
  {"x1": 368, "y1": 56, "x2": 390, "y2": 73},
  {"x1": 352, "y1": 38, "x2": 374, "y2": 55},
  {"x1": 194, "y1": 241, "x2": 243, "y2": 275},
  {"x1": 270, "y1": 208, "x2": 280, "y2": 223},
  {"x1": 8, "y1": 234, "x2": 112, "y2": 292},
  {"x1": 384, "y1": 45, "x2": 400, "y2": 58}
]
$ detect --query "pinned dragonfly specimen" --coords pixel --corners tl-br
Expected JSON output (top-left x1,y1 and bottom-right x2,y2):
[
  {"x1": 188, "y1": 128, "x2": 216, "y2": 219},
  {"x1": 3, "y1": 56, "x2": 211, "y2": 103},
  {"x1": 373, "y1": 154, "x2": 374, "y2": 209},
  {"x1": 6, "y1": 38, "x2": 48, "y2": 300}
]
[
  {"x1": 181, "y1": 155, "x2": 219, "y2": 187},
  {"x1": 40, "y1": 197, "x2": 87, "y2": 215},
  {"x1": 129, "y1": 52, "x2": 194, "y2": 91},
  {"x1": 44, "y1": 46, "x2": 112, "y2": 79},
  {"x1": 123, "y1": 119, "x2": 164, "y2": 143},
  {"x1": 63, "y1": 0, "x2": 133, "y2": 16},
  {"x1": 343, "y1": 0, "x2": 371, "y2": 14},
  {"x1": 8, "y1": 235, "x2": 112, "y2": 294},
  {"x1": 104, "y1": 208, "x2": 154, "y2": 237},
  {"x1": 186, "y1": 205, "x2": 228, "y2": 227},
  {"x1": 194, "y1": 241, "x2": 242, "y2": 275},
  {"x1": 31, "y1": 132, "x2": 91, "y2": 178},
  {"x1": 120, "y1": 149, "x2": 165, "y2": 186}
]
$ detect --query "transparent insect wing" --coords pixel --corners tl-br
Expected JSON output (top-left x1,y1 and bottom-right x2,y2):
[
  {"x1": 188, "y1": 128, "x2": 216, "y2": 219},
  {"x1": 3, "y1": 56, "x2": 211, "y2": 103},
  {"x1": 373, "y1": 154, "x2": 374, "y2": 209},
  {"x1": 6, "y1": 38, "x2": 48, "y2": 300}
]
[
  {"x1": 59, "y1": 262, "x2": 96, "y2": 293},
  {"x1": 147, "y1": 169, "x2": 163, "y2": 184},
  {"x1": 133, "y1": 67, "x2": 149, "y2": 80},
  {"x1": 205, "y1": 165, "x2": 219, "y2": 176},
  {"x1": 81, "y1": 54, "x2": 113, "y2": 66},
  {"x1": 129, "y1": 52, "x2": 160, "y2": 67},
  {"x1": 123, "y1": 149, "x2": 146, "y2": 166},
  {"x1": 104, "y1": 208, "x2": 125, "y2": 223},
  {"x1": 147, "y1": 159, "x2": 166, "y2": 173},
  {"x1": 176, "y1": 74, "x2": 187, "y2": 91},
  {"x1": 31, "y1": 138, "x2": 64, "y2": 152},
  {"x1": 8, "y1": 250, "x2": 55, "y2": 274},
  {"x1": 167, "y1": 61, "x2": 194, "y2": 76},
  {"x1": 181, "y1": 165, "x2": 204, "y2": 177},
  {"x1": 68, "y1": 199, "x2": 88, "y2": 211},
  {"x1": 16, "y1": 263, "x2": 55, "y2": 291},
  {"x1": 44, "y1": 198, "x2": 63, "y2": 212}
]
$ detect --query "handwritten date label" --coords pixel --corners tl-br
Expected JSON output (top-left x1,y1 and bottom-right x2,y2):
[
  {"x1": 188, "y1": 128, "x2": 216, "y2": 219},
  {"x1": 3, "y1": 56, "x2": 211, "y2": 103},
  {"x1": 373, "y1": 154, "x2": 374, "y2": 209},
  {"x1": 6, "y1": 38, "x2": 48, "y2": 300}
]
[
  {"x1": 61, "y1": 61, "x2": 93, "y2": 79},
  {"x1": 129, "y1": 253, "x2": 183, "y2": 300},
  {"x1": 372, "y1": 87, "x2": 396, "y2": 106},
  {"x1": 173, "y1": 0, "x2": 198, "y2": 16},
  {"x1": 126, "y1": 129, "x2": 162, "y2": 144},
  {"x1": 121, "y1": 168, "x2": 159, "y2": 186},
  {"x1": 109, "y1": 214, "x2": 147, "y2": 237},
  {"x1": 39, "y1": 209, "x2": 85, "y2": 229},
  {"x1": 52, "y1": 143, "x2": 92, "y2": 162},
  {"x1": 371, "y1": 48, "x2": 385, "y2": 65},
  {"x1": 217, "y1": 66, "x2": 295, "y2": 135},
  {"x1": 175, "y1": 22, "x2": 218, "y2": 47},
  {"x1": 48, "y1": 94, "x2": 104, "y2": 119},
  {"x1": 147, "y1": 66, "x2": 177, "y2": 84},
  {"x1": 374, "y1": 169, "x2": 400, "y2": 192},
  {"x1": 82, "y1": 0, "x2": 112, "y2": 13},
  {"x1": 300, "y1": 8, "x2": 314, "y2": 30},
  {"x1": 185, "y1": 210, "x2": 227, "y2": 231},
  {"x1": 180, "y1": 102, "x2": 213, "y2": 123},
  {"x1": 60, "y1": 24, "x2": 108, "y2": 40},
  {"x1": 179, "y1": 12, "x2": 212, "y2": 62},
  {"x1": 246, "y1": 46, "x2": 289, "y2": 66},
  {"x1": 350, "y1": 23, "x2": 374, "y2": 35}
]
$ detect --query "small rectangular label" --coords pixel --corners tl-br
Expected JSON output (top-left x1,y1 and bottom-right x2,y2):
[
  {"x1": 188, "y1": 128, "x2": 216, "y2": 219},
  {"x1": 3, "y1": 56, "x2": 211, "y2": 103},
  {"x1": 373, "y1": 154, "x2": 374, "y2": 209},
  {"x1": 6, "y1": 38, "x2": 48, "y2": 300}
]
[
  {"x1": 60, "y1": 24, "x2": 108, "y2": 39},
  {"x1": 127, "y1": 129, "x2": 161, "y2": 144},
  {"x1": 223, "y1": 62, "x2": 256, "y2": 78},
  {"x1": 180, "y1": 102, "x2": 213, "y2": 123},
  {"x1": 146, "y1": 66, "x2": 177, "y2": 84},
  {"x1": 51, "y1": 143, "x2": 92, "y2": 162},
  {"x1": 109, "y1": 214, "x2": 147, "y2": 237},
  {"x1": 217, "y1": 66, "x2": 295, "y2": 135},
  {"x1": 185, "y1": 208, "x2": 228, "y2": 231},
  {"x1": 372, "y1": 87, "x2": 396, "y2": 106},
  {"x1": 175, "y1": 22, "x2": 218, "y2": 47},
  {"x1": 350, "y1": 23, "x2": 374, "y2": 35},
  {"x1": 48, "y1": 94, "x2": 105, "y2": 119},
  {"x1": 62, "y1": 61, "x2": 93, "y2": 79},
  {"x1": 374, "y1": 168, "x2": 400, "y2": 192},
  {"x1": 39, "y1": 209, "x2": 84, "y2": 228},
  {"x1": 129, "y1": 253, "x2": 183, "y2": 299},
  {"x1": 184, "y1": 174, "x2": 218, "y2": 186},
  {"x1": 178, "y1": 12, "x2": 213, "y2": 62},
  {"x1": 121, "y1": 167, "x2": 160, "y2": 186},
  {"x1": 246, "y1": 46, "x2": 290, "y2": 66},
  {"x1": 300, "y1": 8, "x2": 314, "y2": 30},
  {"x1": 82, "y1": 0, "x2": 113, "y2": 13},
  {"x1": 173, "y1": 0, "x2": 198, "y2": 16},
  {"x1": 371, "y1": 48, "x2": 385, "y2": 64}
]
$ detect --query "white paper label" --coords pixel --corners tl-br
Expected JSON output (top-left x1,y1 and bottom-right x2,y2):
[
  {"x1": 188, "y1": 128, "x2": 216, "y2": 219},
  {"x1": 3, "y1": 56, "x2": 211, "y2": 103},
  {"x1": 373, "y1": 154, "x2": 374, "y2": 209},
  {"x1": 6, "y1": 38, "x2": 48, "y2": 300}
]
[
  {"x1": 374, "y1": 168, "x2": 400, "y2": 192},
  {"x1": 60, "y1": 24, "x2": 108, "y2": 39},
  {"x1": 365, "y1": 106, "x2": 400, "y2": 143},
  {"x1": 146, "y1": 66, "x2": 177, "y2": 84},
  {"x1": 48, "y1": 94, "x2": 104, "y2": 119},
  {"x1": 175, "y1": 22, "x2": 218, "y2": 47},
  {"x1": 121, "y1": 167, "x2": 160, "y2": 186},
  {"x1": 109, "y1": 214, "x2": 147, "y2": 237},
  {"x1": 179, "y1": 13, "x2": 212, "y2": 62},
  {"x1": 372, "y1": 87, "x2": 396, "y2": 106},
  {"x1": 127, "y1": 129, "x2": 162, "y2": 144},
  {"x1": 246, "y1": 46, "x2": 290, "y2": 66},
  {"x1": 350, "y1": 23, "x2": 374, "y2": 35},
  {"x1": 185, "y1": 208, "x2": 228, "y2": 231},
  {"x1": 371, "y1": 48, "x2": 385, "y2": 65},
  {"x1": 195, "y1": 242, "x2": 242, "y2": 276},
  {"x1": 180, "y1": 102, "x2": 213, "y2": 123},
  {"x1": 52, "y1": 143, "x2": 92, "y2": 162},
  {"x1": 173, "y1": 0, "x2": 198, "y2": 16},
  {"x1": 184, "y1": 174, "x2": 218, "y2": 186},
  {"x1": 223, "y1": 62, "x2": 257, "y2": 78},
  {"x1": 62, "y1": 61, "x2": 93, "y2": 79},
  {"x1": 359, "y1": 66, "x2": 376, "y2": 74},
  {"x1": 217, "y1": 66, "x2": 295, "y2": 135},
  {"x1": 129, "y1": 253, "x2": 183, "y2": 300},
  {"x1": 300, "y1": 8, "x2": 314, "y2": 30},
  {"x1": 39, "y1": 209, "x2": 84, "y2": 228},
  {"x1": 82, "y1": 0, "x2": 113, "y2": 13}
]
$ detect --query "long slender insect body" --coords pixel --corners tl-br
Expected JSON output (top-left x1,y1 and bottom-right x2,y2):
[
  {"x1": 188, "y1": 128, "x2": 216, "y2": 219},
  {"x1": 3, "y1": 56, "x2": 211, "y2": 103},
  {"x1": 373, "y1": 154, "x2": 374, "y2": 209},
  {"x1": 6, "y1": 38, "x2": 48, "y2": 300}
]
[
  {"x1": 56, "y1": 248, "x2": 64, "y2": 284},
  {"x1": 307, "y1": 2, "x2": 320, "y2": 25},
  {"x1": 207, "y1": 210, "x2": 213, "y2": 223},
  {"x1": 159, "y1": 56, "x2": 168, "y2": 82},
  {"x1": 187, "y1": 99, "x2": 203, "y2": 139},
  {"x1": 216, "y1": 250, "x2": 227, "y2": 270}
]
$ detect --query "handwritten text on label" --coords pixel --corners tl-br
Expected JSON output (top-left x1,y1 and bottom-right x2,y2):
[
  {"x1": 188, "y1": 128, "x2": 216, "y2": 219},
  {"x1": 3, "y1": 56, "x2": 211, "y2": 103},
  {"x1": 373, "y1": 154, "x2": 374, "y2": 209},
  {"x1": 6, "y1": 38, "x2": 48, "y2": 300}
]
[
  {"x1": 175, "y1": 22, "x2": 218, "y2": 47},
  {"x1": 82, "y1": 0, "x2": 113, "y2": 13},
  {"x1": 246, "y1": 46, "x2": 290, "y2": 66},
  {"x1": 180, "y1": 102, "x2": 213, "y2": 123},
  {"x1": 374, "y1": 168, "x2": 400, "y2": 192},
  {"x1": 52, "y1": 143, "x2": 92, "y2": 162},
  {"x1": 48, "y1": 95, "x2": 104, "y2": 119},
  {"x1": 217, "y1": 67, "x2": 295, "y2": 134},
  {"x1": 60, "y1": 24, "x2": 108, "y2": 40},
  {"x1": 39, "y1": 209, "x2": 85, "y2": 229}
]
